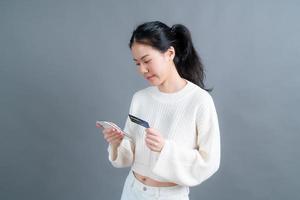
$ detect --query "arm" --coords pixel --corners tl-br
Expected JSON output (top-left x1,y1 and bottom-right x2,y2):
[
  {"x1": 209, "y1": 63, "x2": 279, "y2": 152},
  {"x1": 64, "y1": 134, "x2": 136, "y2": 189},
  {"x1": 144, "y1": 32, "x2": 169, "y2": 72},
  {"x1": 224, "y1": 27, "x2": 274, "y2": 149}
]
[
  {"x1": 107, "y1": 133, "x2": 135, "y2": 168},
  {"x1": 152, "y1": 95, "x2": 221, "y2": 186},
  {"x1": 107, "y1": 94, "x2": 136, "y2": 168}
]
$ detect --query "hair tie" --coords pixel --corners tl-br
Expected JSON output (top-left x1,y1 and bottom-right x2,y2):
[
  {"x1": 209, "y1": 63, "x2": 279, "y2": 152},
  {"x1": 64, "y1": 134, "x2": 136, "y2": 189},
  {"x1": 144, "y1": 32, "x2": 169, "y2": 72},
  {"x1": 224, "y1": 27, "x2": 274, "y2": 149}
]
[{"x1": 170, "y1": 26, "x2": 176, "y2": 33}]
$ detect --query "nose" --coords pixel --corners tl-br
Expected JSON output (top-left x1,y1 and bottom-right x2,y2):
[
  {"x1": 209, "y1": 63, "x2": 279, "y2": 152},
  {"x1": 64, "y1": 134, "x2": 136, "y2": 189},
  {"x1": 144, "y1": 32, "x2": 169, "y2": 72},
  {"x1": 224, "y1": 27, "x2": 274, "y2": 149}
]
[{"x1": 138, "y1": 63, "x2": 148, "y2": 74}]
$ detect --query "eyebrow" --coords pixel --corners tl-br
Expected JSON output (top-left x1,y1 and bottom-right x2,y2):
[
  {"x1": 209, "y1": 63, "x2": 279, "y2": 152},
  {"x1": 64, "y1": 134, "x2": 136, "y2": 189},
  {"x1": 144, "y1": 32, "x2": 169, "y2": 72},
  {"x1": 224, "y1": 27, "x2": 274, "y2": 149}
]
[{"x1": 133, "y1": 54, "x2": 149, "y2": 61}]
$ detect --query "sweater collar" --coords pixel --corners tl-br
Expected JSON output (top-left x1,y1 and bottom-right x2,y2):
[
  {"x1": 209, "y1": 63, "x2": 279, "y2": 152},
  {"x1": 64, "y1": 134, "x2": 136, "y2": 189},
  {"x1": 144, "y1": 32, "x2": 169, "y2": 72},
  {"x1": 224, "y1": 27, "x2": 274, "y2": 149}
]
[{"x1": 148, "y1": 79, "x2": 195, "y2": 103}]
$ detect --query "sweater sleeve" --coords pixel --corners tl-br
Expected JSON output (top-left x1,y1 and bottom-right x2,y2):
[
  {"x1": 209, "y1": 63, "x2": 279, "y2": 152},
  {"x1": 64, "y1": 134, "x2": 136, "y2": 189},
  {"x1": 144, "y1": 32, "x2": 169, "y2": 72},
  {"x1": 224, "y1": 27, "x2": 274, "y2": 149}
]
[
  {"x1": 107, "y1": 95, "x2": 136, "y2": 168},
  {"x1": 152, "y1": 94, "x2": 221, "y2": 186}
]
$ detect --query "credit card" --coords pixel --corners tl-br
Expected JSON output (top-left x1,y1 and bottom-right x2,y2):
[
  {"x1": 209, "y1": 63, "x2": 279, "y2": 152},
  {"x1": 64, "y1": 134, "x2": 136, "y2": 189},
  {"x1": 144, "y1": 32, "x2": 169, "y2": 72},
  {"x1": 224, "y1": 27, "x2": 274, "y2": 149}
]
[{"x1": 128, "y1": 114, "x2": 150, "y2": 128}]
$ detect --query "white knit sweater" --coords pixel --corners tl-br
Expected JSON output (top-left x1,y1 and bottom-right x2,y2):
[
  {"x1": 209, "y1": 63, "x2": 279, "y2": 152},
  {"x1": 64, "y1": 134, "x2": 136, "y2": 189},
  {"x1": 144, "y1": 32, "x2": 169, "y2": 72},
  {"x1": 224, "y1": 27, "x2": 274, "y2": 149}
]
[{"x1": 107, "y1": 79, "x2": 221, "y2": 187}]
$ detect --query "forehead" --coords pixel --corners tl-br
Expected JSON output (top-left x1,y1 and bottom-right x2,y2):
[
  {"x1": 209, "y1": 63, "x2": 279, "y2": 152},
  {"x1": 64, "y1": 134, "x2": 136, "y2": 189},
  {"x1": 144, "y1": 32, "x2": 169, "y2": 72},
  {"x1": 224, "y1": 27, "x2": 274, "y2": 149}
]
[{"x1": 131, "y1": 43, "x2": 161, "y2": 61}]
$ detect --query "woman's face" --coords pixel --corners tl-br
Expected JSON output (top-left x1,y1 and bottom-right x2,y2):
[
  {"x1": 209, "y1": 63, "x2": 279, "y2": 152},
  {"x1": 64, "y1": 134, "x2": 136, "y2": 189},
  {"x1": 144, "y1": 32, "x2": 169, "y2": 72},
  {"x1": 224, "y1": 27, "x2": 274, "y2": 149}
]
[{"x1": 131, "y1": 42, "x2": 174, "y2": 85}]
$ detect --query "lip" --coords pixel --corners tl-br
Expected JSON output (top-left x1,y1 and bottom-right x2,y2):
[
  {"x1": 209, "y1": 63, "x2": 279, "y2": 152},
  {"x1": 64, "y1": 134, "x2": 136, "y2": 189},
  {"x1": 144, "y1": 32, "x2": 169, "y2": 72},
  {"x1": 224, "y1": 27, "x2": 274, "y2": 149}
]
[{"x1": 146, "y1": 75, "x2": 155, "y2": 80}]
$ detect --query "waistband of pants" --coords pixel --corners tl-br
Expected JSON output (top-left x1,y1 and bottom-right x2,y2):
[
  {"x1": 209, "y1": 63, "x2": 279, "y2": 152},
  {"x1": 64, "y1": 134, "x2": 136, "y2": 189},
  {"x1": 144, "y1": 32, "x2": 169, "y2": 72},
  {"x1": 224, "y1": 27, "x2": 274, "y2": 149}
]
[{"x1": 128, "y1": 170, "x2": 189, "y2": 197}]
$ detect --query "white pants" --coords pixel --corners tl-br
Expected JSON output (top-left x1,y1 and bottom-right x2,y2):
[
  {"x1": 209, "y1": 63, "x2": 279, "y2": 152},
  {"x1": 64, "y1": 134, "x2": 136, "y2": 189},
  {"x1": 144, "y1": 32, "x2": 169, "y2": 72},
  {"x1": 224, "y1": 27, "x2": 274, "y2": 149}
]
[{"x1": 120, "y1": 170, "x2": 190, "y2": 200}]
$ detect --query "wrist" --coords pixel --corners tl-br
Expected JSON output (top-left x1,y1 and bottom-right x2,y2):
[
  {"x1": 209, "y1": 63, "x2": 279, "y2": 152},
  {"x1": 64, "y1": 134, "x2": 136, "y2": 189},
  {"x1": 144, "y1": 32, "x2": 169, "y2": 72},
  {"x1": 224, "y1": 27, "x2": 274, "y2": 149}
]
[{"x1": 111, "y1": 142, "x2": 120, "y2": 149}]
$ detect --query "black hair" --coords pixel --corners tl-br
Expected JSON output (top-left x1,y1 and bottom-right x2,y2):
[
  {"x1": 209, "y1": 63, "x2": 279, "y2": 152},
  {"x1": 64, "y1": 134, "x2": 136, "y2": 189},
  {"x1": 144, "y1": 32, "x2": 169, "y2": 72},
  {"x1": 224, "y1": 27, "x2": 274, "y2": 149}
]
[{"x1": 129, "y1": 21, "x2": 213, "y2": 92}]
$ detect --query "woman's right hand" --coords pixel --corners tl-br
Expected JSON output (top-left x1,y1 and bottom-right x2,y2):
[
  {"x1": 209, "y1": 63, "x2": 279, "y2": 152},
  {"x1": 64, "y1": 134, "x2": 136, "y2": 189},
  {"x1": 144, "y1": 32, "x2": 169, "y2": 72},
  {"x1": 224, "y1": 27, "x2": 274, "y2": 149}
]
[{"x1": 102, "y1": 125, "x2": 124, "y2": 147}]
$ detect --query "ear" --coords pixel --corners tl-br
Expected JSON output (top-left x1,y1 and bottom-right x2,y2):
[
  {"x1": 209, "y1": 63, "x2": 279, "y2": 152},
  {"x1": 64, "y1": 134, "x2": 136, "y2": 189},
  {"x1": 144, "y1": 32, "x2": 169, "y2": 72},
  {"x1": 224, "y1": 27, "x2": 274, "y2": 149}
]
[{"x1": 165, "y1": 46, "x2": 175, "y2": 61}]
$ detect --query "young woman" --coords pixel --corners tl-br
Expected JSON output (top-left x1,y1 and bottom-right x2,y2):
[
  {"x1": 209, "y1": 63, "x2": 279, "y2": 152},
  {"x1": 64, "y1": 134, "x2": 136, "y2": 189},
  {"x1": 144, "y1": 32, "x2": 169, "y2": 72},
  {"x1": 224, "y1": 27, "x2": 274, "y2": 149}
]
[{"x1": 102, "y1": 21, "x2": 221, "y2": 200}]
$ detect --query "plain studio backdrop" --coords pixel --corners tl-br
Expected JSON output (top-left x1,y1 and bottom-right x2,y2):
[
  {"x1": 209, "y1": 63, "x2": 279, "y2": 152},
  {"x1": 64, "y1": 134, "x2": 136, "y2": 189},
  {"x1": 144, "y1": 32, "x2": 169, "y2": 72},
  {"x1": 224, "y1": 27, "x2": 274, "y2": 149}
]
[{"x1": 0, "y1": 0, "x2": 299, "y2": 199}]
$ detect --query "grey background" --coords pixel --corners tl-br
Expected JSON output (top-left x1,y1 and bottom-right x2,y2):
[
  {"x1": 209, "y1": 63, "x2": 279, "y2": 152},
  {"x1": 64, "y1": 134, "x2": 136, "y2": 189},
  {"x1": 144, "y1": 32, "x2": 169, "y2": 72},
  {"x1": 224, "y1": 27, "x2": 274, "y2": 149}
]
[{"x1": 1, "y1": 0, "x2": 299, "y2": 199}]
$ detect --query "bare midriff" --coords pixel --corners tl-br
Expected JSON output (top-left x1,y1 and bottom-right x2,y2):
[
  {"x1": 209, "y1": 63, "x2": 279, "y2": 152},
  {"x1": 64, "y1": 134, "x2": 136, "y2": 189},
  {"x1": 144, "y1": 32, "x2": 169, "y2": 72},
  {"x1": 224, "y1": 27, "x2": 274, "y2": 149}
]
[{"x1": 133, "y1": 170, "x2": 178, "y2": 187}]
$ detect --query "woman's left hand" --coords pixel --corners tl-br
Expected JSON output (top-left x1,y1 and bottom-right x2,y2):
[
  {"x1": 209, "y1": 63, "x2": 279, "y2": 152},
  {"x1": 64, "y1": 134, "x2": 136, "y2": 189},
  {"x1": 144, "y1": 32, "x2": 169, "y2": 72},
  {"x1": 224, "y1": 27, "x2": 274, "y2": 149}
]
[{"x1": 145, "y1": 128, "x2": 165, "y2": 152}]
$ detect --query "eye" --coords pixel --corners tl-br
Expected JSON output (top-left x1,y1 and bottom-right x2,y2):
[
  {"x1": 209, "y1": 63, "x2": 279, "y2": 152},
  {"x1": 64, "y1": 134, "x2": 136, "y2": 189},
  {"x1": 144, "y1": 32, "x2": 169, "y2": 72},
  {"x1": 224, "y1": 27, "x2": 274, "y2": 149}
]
[
  {"x1": 135, "y1": 63, "x2": 140, "y2": 66},
  {"x1": 144, "y1": 60, "x2": 151, "y2": 64}
]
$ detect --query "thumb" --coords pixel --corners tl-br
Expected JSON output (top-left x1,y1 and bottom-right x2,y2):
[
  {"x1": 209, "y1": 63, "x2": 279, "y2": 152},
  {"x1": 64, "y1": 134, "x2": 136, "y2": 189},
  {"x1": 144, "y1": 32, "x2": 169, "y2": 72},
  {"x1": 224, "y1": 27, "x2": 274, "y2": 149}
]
[{"x1": 145, "y1": 128, "x2": 156, "y2": 134}]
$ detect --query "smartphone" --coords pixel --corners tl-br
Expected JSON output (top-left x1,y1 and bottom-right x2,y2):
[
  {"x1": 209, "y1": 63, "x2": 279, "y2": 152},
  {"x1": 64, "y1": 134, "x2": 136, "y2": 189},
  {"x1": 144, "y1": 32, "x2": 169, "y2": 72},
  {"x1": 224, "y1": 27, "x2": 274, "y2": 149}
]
[{"x1": 96, "y1": 121, "x2": 133, "y2": 141}]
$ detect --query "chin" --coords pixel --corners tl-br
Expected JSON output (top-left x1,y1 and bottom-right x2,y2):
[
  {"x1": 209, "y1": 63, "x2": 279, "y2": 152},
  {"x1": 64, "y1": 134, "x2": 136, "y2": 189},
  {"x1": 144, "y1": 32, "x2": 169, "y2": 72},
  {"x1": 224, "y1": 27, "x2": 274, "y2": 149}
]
[
  {"x1": 145, "y1": 75, "x2": 163, "y2": 86},
  {"x1": 149, "y1": 80, "x2": 163, "y2": 87},
  {"x1": 148, "y1": 81, "x2": 157, "y2": 86}
]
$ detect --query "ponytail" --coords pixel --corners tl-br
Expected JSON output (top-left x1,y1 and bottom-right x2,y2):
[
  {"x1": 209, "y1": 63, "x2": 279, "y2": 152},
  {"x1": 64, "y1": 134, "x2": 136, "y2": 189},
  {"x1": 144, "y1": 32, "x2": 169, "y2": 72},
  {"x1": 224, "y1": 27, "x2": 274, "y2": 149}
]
[{"x1": 129, "y1": 21, "x2": 213, "y2": 92}]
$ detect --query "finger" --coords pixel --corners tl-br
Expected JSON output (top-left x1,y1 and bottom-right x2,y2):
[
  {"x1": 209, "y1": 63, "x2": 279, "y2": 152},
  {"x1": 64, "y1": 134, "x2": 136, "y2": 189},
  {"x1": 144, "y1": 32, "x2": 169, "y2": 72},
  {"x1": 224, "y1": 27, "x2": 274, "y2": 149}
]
[
  {"x1": 102, "y1": 127, "x2": 114, "y2": 134},
  {"x1": 106, "y1": 132, "x2": 123, "y2": 141},
  {"x1": 146, "y1": 133, "x2": 158, "y2": 138},
  {"x1": 111, "y1": 130, "x2": 123, "y2": 136},
  {"x1": 103, "y1": 130, "x2": 115, "y2": 139},
  {"x1": 145, "y1": 128, "x2": 154, "y2": 133},
  {"x1": 108, "y1": 134, "x2": 124, "y2": 143},
  {"x1": 103, "y1": 127, "x2": 122, "y2": 135},
  {"x1": 104, "y1": 129, "x2": 120, "y2": 139},
  {"x1": 106, "y1": 133, "x2": 120, "y2": 142},
  {"x1": 145, "y1": 137, "x2": 158, "y2": 146},
  {"x1": 146, "y1": 130, "x2": 159, "y2": 136},
  {"x1": 145, "y1": 134, "x2": 159, "y2": 142},
  {"x1": 96, "y1": 123, "x2": 102, "y2": 128},
  {"x1": 103, "y1": 133, "x2": 111, "y2": 140},
  {"x1": 145, "y1": 140, "x2": 154, "y2": 149},
  {"x1": 145, "y1": 141, "x2": 158, "y2": 152}
]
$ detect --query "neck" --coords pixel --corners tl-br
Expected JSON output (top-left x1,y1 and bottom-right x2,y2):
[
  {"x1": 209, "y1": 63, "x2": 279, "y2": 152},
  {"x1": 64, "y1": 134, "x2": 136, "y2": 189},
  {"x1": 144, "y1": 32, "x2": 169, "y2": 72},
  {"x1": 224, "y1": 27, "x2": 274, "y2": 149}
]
[{"x1": 157, "y1": 66, "x2": 187, "y2": 93}]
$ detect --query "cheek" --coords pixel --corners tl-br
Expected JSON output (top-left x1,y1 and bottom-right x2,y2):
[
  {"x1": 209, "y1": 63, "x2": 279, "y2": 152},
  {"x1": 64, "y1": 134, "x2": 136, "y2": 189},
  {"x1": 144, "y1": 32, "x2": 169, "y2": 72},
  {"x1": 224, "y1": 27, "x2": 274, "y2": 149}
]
[
  {"x1": 151, "y1": 59, "x2": 167, "y2": 74},
  {"x1": 148, "y1": 61, "x2": 158, "y2": 73}
]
